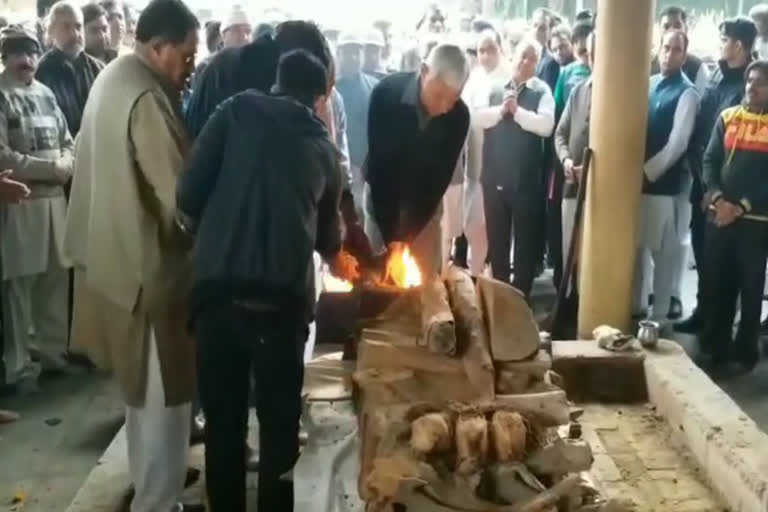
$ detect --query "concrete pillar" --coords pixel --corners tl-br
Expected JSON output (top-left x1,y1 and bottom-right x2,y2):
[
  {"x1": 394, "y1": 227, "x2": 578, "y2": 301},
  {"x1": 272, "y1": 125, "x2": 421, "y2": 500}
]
[{"x1": 577, "y1": 0, "x2": 655, "y2": 338}]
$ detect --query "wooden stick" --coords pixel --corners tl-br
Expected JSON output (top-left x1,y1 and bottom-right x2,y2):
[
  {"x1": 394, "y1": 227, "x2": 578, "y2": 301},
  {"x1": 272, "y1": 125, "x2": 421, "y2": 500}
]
[{"x1": 421, "y1": 277, "x2": 457, "y2": 355}]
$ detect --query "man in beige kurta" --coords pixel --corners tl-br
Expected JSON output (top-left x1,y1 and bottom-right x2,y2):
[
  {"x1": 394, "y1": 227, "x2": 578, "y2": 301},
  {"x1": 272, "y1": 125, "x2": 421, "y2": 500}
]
[{"x1": 63, "y1": 1, "x2": 200, "y2": 510}]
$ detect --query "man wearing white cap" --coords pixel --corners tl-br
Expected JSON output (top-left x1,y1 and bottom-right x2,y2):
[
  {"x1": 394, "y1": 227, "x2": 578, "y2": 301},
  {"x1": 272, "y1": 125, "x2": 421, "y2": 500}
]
[
  {"x1": 221, "y1": 5, "x2": 251, "y2": 49},
  {"x1": 362, "y1": 29, "x2": 386, "y2": 79}
]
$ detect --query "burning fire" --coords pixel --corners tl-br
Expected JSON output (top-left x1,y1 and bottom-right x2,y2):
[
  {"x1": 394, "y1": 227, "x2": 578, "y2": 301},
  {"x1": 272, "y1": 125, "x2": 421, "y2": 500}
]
[
  {"x1": 323, "y1": 273, "x2": 354, "y2": 293},
  {"x1": 384, "y1": 245, "x2": 422, "y2": 288}
]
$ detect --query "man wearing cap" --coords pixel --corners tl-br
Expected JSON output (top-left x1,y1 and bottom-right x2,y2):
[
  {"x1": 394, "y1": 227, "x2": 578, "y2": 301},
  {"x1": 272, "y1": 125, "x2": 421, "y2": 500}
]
[
  {"x1": 336, "y1": 32, "x2": 378, "y2": 212},
  {"x1": 36, "y1": 1, "x2": 104, "y2": 138},
  {"x1": 362, "y1": 29, "x2": 387, "y2": 79},
  {"x1": 220, "y1": 5, "x2": 251, "y2": 49},
  {"x1": 0, "y1": 26, "x2": 74, "y2": 387}
]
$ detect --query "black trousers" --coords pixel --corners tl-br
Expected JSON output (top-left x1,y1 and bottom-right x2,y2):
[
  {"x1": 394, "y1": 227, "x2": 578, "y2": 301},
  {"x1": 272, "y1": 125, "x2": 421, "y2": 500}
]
[
  {"x1": 547, "y1": 165, "x2": 564, "y2": 287},
  {"x1": 690, "y1": 197, "x2": 707, "y2": 313},
  {"x1": 483, "y1": 184, "x2": 543, "y2": 298},
  {"x1": 196, "y1": 303, "x2": 307, "y2": 512},
  {"x1": 700, "y1": 219, "x2": 768, "y2": 363}
]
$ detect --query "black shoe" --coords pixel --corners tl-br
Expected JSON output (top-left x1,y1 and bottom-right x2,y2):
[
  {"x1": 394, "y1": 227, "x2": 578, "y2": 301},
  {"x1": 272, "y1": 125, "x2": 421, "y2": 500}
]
[
  {"x1": 675, "y1": 311, "x2": 702, "y2": 334},
  {"x1": 667, "y1": 297, "x2": 683, "y2": 320}
]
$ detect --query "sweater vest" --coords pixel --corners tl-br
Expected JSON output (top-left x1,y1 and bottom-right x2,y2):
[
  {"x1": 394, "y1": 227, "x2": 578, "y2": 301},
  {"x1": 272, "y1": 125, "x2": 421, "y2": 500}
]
[
  {"x1": 643, "y1": 72, "x2": 694, "y2": 196},
  {"x1": 482, "y1": 82, "x2": 546, "y2": 194}
]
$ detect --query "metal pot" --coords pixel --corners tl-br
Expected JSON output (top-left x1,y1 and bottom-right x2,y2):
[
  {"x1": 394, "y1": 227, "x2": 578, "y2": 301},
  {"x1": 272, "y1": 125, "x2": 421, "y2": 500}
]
[{"x1": 637, "y1": 320, "x2": 660, "y2": 349}]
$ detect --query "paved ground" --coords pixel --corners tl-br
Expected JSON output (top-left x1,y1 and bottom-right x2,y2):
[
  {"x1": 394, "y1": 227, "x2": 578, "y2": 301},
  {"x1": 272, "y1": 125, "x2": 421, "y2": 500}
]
[{"x1": 2, "y1": 263, "x2": 768, "y2": 511}]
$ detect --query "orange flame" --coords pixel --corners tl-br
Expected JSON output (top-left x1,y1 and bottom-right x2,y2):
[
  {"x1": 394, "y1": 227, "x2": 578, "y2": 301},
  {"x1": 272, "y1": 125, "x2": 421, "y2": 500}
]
[{"x1": 384, "y1": 245, "x2": 422, "y2": 288}]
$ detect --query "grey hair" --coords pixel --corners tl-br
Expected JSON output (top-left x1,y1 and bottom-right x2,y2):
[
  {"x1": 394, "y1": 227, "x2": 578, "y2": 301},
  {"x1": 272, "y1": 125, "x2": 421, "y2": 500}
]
[
  {"x1": 425, "y1": 43, "x2": 470, "y2": 89},
  {"x1": 515, "y1": 36, "x2": 543, "y2": 61},
  {"x1": 47, "y1": 1, "x2": 81, "y2": 28}
]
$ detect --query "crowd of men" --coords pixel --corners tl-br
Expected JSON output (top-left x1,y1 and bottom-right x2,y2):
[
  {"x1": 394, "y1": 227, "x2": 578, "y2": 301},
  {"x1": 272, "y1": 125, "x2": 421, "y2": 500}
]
[{"x1": 1, "y1": 0, "x2": 768, "y2": 510}]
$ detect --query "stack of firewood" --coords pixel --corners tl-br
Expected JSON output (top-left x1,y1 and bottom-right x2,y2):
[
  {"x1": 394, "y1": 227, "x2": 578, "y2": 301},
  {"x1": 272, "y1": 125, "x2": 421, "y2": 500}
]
[{"x1": 355, "y1": 267, "x2": 610, "y2": 512}]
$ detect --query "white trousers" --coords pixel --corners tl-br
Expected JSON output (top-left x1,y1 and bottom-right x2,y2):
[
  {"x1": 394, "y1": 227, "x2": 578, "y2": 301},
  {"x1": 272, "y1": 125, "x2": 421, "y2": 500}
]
[
  {"x1": 442, "y1": 183, "x2": 464, "y2": 271},
  {"x1": 125, "y1": 329, "x2": 191, "y2": 512},
  {"x1": 464, "y1": 180, "x2": 488, "y2": 276},
  {"x1": 2, "y1": 265, "x2": 68, "y2": 384},
  {"x1": 634, "y1": 196, "x2": 679, "y2": 321},
  {"x1": 561, "y1": 198, "x2": 578, "y2": 295}
]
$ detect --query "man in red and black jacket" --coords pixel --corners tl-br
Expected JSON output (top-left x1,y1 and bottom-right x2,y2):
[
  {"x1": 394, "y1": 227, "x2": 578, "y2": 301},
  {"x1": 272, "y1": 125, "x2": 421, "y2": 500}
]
[{"x1": 700, "y1": 60, "x2": 768, "y2": 372}]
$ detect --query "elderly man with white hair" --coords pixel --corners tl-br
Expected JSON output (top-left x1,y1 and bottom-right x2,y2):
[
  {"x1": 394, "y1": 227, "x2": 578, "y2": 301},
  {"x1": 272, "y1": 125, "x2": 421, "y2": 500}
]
[
  {"x1": 750, "y1": 3, "x2": 768, "y2": 59},
  {"x1": 364, "y1": 43, "x2": 470, "y2": 278},
  {"x1": 36, "y1": 1, "x2": 104, "y2": 137},
  {"x1": 473, "y1": 37, "x2": 555, "y2": 298}
]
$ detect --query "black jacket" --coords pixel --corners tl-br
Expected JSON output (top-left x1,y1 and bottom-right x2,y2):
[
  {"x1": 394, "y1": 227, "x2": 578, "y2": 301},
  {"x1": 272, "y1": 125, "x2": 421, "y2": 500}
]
[
  {"x1": 36, "y1": 48, "x2": 103, "y2": 136},
  {"x1": 536, "y1": 49, "x2": 560, "y2": 95},
  {"x1": 690, "y1": 59, "x2": 750, "y2": 201},
  {"x1": 364, "y1": 72, "x2": 469, "y2": 244},
  {"x1": 184, "y1": 35, "x2": 279, "y2": 139},
  {"x1": 177, "y1": 92, "x2": 343, "y2": 323}
]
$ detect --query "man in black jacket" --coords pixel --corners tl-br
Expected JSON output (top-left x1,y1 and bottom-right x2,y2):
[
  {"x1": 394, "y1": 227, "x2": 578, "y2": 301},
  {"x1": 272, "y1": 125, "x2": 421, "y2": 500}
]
[
  {"x1": 363, "y1": 43, "x2": 470, "y2": 278},
  {"x1": 36, "y1": 1, "x2": 103, "y2": 137},
  {"x1": 676, "y1": 17, "x2": 757, "y2": 333},
  {"x1": 177, "y1": 50, "x2": 356, "y2": 512}
]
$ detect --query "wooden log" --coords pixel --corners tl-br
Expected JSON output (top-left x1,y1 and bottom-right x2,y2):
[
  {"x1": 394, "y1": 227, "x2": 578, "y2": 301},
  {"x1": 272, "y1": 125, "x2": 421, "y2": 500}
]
[
  {"x1": 512, "y1": 474, "x2": 582, "y2": 512},
  {"x1": 420, "y1": 278, "x2": 457, "y2": 355},
  {"x1": 495, "y1": 387, "x2": 571, "y2": 427},
  {"x1": 455, "y1": 412, "x2": 489, "y2": 475},
  {"x1": 491, "y1": 411, "x2": 527, "y2": 463},
  {"x1": 496, "y1": 351, "x2": 552, "y2": 379},
  {"x1": 358, "y1": 337, "x2": 464, "y2": 374},
  {"x1": 491, "y1": 462, "x2": 545, "y2": 505},
  {"x1": 444, "y1": 266, "x2": 495, "y2": 401},
  {"x1": 411, "y1": 412, "x2": 453, "y2": 455},
  {"x1": 476, "y1": 276, "x2": 540, "y2": 362},
  {"x1": 525, "y1": 439, "x2": 594, "y2": 476}
]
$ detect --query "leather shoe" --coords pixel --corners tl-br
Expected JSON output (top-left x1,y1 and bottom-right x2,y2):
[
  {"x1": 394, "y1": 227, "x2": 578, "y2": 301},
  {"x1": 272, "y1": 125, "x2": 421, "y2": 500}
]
[
  {"x1": 675, "y1": 311, "x2": 702, "y2": 334},
  {"x1": 667, "y1": 297, "x2": 683, "y2": 320}
]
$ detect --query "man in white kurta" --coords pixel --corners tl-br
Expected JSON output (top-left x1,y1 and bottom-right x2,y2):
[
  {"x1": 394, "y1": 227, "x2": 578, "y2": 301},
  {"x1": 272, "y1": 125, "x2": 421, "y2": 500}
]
[
  {"x1": 460, "y1": 30, "x2": 512, "y2": 276},
  {"x1": 0, "y1": 27, "x2": 73, "y2": 386},
  {"x1": 634, "y1": 31, "x2": 698, "y2": 324}
]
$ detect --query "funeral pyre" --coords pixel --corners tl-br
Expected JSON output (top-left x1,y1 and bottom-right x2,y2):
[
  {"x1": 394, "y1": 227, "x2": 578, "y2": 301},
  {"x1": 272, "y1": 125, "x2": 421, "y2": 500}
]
[{"x1": 353, "y1": 266, "x2": 606, "y2": 512}]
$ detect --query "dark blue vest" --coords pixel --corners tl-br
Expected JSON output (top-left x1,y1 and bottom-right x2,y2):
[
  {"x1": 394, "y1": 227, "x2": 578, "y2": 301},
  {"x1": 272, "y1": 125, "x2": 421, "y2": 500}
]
[{"x1": 643, "y1": 71, "x2": 694, "y2": 196}]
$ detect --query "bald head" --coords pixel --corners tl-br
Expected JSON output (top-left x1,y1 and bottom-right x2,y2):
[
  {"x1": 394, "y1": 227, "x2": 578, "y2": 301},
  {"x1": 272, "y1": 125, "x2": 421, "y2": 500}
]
[
  {"x1": 751, "y1": 3, "x2": 768, "y2": 36},
  {"x1": 48, "y1": 1, "x2": 84, "y2": 56}
]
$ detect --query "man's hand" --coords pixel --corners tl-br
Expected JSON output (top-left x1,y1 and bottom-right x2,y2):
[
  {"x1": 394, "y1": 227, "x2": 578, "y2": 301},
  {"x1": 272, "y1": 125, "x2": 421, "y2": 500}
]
[
  {"x1": 563, "y1": 158, "x2": 575, "y2": 182},
  {"x1": 573, "y1": 164, "x2": 583, "y2": 182},
  {"x1": 329, "y1": 250, "x2": 360, "y2": 282},
  {"x1": 503, "y1": 95, "x2": 518, "y2": 117},
  {"x1": 713, "y1": 200, "x2": 743, "y2": 227},
  {"x1": 0, "y1": 170, "x2": 30, "y2": 204},
  {"x1": 344, "y1": 221, "x2": 374, "y2": 266}
]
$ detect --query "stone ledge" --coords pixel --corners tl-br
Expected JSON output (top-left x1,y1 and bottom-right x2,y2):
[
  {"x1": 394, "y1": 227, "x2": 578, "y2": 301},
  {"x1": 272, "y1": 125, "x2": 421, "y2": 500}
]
[
  {"x1": 552, "y1": 340, "x2": 647, "y2": 403},
  {"x1": 645, "y1": 339, "x2": 768, "y2": 512},
  {"x1": 64, "y1": 425, "x2": 129, "y2": 512}
]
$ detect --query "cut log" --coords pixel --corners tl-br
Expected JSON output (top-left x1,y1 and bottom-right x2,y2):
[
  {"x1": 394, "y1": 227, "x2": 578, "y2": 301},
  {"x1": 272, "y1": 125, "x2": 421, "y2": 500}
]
[
  {"x1": 411, "y1": 412, "x2": 453, "y2": 455},
  {"x1": 496, "y1": 370, "x2": 532, "y2": 394},
  {"x1": 495, "y1": 387, "x2": 571, "y2": 427},
  {"x1": 420, "y1": 278, "x2": 457, "y2": 355},
  {"x1": 358, "y1": 337, "x2": 464, "y2": 374},
  {"x1": 525, "y1": 439, "x2": 594, "y2": 476},
  {"x1": 491, "y1": 411, "x2": 527, "y2": 463},
  {"x1": 476, "y1": 276, "x2": 540, "y2": 362},
  {"x1": 491, "y1": 462, "x2": 545, "y2": 505},
  {"x1": 455, "y1": 412, "x2": 489, "y2": 475},
  {"x1": 512, "y1": 474, "x2": 582, "y2": 512},
  {"x1": 496, "y1": 351, "x2": 552, "y2": 379},
  {"x1": 444, "y1": 266, "x2": 495, "y2": 401}
]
